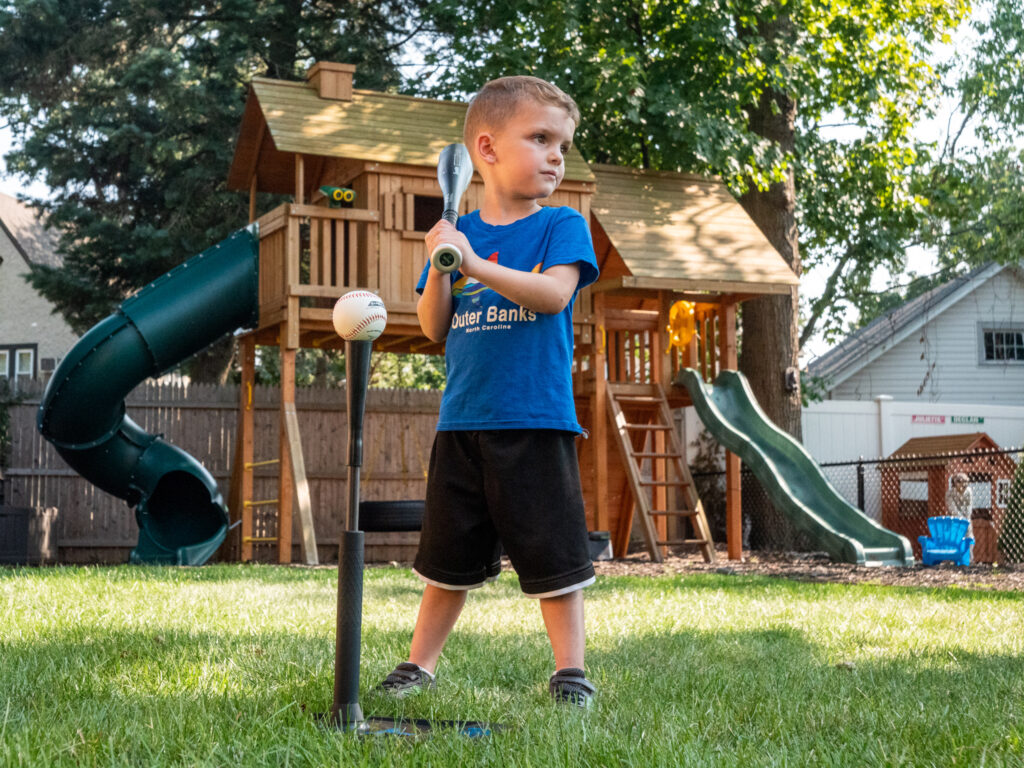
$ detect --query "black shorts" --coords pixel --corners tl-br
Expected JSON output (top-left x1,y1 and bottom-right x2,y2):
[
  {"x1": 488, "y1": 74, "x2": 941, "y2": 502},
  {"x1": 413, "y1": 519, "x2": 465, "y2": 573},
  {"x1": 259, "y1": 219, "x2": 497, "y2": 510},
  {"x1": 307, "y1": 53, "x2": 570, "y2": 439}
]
[{"x1": 413, "y1": 429, "x2": 595, "y2": 597}]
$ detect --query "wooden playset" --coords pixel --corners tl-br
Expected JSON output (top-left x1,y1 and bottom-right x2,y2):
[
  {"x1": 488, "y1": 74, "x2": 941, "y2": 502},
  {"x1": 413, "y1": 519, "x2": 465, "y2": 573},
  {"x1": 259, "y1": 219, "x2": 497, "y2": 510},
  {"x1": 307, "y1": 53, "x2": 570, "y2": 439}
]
[{"x1": 224, "y1": 62, "x2": 799, "y2": 565}]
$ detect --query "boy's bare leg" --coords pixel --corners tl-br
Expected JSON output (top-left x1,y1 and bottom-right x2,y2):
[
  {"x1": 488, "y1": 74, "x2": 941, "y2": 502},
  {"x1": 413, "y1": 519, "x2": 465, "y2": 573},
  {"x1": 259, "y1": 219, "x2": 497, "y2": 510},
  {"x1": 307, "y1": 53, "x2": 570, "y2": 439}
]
[
  {"x1": 539, "y1": 590, "x2": 585, "y2": 671},
  {"x1": 408, "y1": 584, "x2": 468, "y2": 674}
]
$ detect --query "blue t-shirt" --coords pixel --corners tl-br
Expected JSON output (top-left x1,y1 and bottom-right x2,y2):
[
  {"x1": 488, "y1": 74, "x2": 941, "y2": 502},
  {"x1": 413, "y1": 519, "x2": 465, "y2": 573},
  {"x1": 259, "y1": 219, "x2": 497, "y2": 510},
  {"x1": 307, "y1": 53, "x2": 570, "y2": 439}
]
[{"x1": 416, "y1": 206, "x2": 599, "y2": 433}]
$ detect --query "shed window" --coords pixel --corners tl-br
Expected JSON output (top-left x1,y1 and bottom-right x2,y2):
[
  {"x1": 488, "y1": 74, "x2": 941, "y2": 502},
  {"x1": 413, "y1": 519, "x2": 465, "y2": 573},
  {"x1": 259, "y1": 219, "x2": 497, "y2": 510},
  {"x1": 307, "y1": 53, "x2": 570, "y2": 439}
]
[
  {"x1": 982, "y1": 329, "x2": 1024, "y2": 362},
  {"x1": 899, "y1": 480, "x2": 928, "y2": 500},
  {"x1": 997, "y1": 478, "x2": 1011, "y2": 508}
]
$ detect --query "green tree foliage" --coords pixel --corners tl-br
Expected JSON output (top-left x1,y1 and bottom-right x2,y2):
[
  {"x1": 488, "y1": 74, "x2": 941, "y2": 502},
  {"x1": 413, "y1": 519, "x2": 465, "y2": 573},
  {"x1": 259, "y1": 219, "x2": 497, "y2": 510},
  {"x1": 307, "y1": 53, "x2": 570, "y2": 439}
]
[
  {"x1": 0, "y1": 0, "x2": 423, "y2": 381},
  {"x1": 810, "y1": 0, "x2": 1024, "y2": 337},
  {"x1": 244, "y1": 348, "x2": 445, "y2": 389},
  {"x1": 1000, "y1": 451, "x2": 1024, "y2": 563},
  {"x1": 413, "y1": 0, "x2": 969, "y2": 434}
]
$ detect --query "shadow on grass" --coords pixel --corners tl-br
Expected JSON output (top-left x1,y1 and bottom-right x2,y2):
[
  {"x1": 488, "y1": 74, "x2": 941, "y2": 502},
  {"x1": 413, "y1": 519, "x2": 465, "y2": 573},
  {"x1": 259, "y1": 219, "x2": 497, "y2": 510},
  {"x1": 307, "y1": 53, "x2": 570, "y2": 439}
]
[
  {"x1": 2, "y1": 603, "x2": 1022, "y2": 765},
  {"x1": 587, "y1": 570, "x2": 1024, "y2": 603},
  {"x1": 8, "y1": 562, "x2": 1022, "y2": 605}
]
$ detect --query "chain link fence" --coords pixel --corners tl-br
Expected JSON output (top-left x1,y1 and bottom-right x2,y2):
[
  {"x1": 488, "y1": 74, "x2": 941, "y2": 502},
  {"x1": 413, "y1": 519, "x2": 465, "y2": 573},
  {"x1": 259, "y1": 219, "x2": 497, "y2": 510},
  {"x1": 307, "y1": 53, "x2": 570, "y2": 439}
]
[{"x1": 691, "y1": 444, "x2": 1024, "y2": 564}]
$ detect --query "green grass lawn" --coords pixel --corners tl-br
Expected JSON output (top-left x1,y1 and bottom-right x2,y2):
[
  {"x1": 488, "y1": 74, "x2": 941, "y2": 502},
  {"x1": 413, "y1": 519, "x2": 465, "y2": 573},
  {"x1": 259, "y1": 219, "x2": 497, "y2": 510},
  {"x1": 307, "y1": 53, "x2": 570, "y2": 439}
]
[{"x1": 1, "y1": 564, "x2": 1022, "y2": 767}]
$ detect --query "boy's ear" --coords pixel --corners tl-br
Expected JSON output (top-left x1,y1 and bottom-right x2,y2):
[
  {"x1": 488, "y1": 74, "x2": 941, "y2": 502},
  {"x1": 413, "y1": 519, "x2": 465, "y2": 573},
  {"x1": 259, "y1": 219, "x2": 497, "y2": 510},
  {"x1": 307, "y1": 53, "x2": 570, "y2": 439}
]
[{"x1": 475, "y1": 132, "x2": 498, "y2": 165}]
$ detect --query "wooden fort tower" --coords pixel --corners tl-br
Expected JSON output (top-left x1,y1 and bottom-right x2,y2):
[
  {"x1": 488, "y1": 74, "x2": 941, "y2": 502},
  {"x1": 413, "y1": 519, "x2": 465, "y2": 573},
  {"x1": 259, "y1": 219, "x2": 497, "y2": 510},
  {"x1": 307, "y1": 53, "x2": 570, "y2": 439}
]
[{"x1": 225, "y1": 62, "x2": 798, "y2": 565}]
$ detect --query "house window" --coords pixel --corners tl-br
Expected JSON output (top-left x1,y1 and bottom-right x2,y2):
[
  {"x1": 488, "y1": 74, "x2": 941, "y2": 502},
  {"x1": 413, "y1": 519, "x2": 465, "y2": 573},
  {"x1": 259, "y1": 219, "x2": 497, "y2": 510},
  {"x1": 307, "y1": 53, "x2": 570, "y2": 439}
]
[
  {"x1": 981, "y1": 328, "x2": 1024, "y2": 362},
  {"x1": 997, "y1": 478, "x2": 1011, "y2": 508},
  {"x1": 15, "y1": 348, "x2": 34, "y2": 378},
  {"x1": 0, "y1": 344, "x2": 38, "y2": 384}
]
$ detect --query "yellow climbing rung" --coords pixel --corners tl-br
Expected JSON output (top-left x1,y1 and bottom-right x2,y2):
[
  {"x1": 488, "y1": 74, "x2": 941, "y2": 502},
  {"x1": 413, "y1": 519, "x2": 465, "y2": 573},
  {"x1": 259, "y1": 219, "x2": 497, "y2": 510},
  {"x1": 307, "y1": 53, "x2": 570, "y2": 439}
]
[
  {"x1": 244, "y1": 498, "x2": 279, "y2": 507},
  {"x1": 242, "y1": 536, "x2": 278, "y2": 543},
  {"x1": 245, "y1": 459, "x2": 280, "y2": 469}
]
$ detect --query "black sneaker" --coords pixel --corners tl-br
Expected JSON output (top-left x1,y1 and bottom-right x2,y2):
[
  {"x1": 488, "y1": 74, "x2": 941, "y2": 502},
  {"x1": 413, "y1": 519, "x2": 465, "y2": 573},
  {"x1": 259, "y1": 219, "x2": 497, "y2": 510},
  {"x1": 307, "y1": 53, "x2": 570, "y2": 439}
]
[
  {"x1": 379, "y1": 662, "x2": 436, "y2": 697},
  {"x1": 549, "y1": 667, "x2": 596, "y2": 708}
]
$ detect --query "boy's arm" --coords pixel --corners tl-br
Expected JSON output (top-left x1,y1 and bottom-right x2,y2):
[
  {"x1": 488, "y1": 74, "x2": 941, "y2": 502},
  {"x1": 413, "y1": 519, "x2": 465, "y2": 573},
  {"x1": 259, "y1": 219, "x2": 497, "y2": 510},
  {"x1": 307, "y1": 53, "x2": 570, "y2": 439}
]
[
  {"x1": 417, "y1": 265, "x2": 454, "y2": 342},
  {"x1": 425, "y1": 220, "x2": 579, "y2": 314}
]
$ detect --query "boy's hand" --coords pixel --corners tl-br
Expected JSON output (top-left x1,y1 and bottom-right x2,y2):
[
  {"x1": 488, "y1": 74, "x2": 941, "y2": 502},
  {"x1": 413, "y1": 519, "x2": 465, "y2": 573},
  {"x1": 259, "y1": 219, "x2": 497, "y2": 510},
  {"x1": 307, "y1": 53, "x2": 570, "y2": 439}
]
[{"x1": 425, "y1": 220, "x2": 476, "y2": 273}]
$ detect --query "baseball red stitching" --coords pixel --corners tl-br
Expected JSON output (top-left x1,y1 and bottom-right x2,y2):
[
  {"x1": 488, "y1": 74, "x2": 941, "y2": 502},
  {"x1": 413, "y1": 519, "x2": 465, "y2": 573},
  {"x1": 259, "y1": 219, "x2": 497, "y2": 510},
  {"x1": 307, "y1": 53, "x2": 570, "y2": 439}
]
[
  {"x1": 347, "y1": 313, "x2": 386, "y2": 336},
  {"x1": 337, "y1": 291, "x2": 386, "y2": 339}
]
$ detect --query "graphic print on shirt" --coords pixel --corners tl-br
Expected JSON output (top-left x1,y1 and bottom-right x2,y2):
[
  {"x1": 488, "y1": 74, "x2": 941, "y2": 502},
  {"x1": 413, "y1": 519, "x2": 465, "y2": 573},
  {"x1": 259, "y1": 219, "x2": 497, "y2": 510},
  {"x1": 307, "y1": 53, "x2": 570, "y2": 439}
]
[{"x1": 450, "y1": 250, "x2": 543, "y2": 333}]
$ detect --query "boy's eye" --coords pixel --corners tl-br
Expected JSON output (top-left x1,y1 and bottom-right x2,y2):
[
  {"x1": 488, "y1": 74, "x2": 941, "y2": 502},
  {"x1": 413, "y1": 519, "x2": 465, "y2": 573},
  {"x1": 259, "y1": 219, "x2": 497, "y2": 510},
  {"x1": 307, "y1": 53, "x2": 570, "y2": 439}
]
[{"x1": 560, "y1": 144, "x2": 570, "y2": 154}]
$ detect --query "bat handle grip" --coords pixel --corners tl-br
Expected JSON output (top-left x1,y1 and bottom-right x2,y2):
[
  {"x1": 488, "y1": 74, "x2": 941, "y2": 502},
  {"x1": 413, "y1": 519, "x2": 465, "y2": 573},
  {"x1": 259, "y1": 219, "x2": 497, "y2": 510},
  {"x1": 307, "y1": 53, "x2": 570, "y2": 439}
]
[
  {"x1": 431, "y1": 208, "x2": 462, "y2": 273},
  {"x1": 431, "y1": 243, "x2": 462, "y2": 273}
]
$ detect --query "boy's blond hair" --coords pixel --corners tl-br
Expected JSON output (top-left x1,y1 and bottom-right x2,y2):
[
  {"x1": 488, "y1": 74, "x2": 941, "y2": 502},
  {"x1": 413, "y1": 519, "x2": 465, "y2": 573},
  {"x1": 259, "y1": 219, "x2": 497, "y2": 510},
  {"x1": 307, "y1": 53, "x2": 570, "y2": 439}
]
[{"x1": 463, "y1": 76, "x2": 580, "y2": 151}]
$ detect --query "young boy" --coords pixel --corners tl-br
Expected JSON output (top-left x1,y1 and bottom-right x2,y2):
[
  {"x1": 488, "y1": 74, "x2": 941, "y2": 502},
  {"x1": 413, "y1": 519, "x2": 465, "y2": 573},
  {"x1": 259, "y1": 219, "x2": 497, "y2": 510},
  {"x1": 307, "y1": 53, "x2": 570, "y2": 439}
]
[{"x1": 379, "y1": 76, "x2": 600, "y2": 707}]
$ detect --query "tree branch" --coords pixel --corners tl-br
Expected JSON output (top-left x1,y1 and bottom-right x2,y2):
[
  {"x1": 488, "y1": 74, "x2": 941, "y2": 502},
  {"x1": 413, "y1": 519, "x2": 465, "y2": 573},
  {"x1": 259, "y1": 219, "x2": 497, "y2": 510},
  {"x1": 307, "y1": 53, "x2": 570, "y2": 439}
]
[{"x1": 799, "y1": 250, "x2": 854, "y2": 349}]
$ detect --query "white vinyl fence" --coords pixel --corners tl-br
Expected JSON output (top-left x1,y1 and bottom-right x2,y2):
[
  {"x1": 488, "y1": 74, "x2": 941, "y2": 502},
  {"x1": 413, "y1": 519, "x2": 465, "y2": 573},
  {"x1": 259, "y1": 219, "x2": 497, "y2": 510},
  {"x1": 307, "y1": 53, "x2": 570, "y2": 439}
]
[{"x1": 681, "y1": 397, "x2": 1024, "y2": 523}]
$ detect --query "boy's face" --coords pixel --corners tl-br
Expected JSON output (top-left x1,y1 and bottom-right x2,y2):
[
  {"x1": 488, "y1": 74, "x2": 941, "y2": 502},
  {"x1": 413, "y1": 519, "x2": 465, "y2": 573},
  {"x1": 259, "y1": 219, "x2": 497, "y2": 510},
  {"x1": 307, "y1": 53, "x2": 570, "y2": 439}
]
[{"x1": 479, "y1": 100, "x2": 575, "y2": 202}]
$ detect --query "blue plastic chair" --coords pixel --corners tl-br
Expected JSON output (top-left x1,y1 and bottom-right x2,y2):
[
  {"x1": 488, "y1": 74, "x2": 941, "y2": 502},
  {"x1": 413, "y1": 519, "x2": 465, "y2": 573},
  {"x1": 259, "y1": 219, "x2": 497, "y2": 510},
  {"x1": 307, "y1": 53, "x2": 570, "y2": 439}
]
[{"x1": 919, "y1": 516, "x2": 974, "y2": 566}]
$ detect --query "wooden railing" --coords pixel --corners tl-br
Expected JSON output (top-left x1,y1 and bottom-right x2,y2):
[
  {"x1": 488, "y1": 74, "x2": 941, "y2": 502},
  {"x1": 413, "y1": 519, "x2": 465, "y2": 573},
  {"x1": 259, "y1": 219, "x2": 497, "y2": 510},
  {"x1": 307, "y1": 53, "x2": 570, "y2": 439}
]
[
  {"x1": 586, "y1": 303, "x2": 730, "y2": 390},
  {"x1": 256, "y1": 203, "x2": 380, "y2": 328},
  {"x1": 672, "y1": 304, "x2": 729, "y2": 385}
]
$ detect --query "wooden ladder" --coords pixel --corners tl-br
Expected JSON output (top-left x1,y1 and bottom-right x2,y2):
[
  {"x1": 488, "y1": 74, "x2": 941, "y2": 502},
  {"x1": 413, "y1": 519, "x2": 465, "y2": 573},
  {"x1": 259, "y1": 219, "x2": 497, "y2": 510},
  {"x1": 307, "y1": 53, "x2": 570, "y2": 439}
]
[
  {"x1": 606, "y1": 382, "x2": 716, "y2": 563},
  {"x1": 230, "y1": 364, "x2": 319, "y2": 565}
]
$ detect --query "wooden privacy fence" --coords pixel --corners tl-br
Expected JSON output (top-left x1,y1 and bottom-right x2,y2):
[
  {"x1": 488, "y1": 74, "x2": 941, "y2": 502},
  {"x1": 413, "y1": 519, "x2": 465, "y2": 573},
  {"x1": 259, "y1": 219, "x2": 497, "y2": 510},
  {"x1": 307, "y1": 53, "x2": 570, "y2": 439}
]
[{"x1": 3, "y1": 380, "x2": 440, "y2": 564}]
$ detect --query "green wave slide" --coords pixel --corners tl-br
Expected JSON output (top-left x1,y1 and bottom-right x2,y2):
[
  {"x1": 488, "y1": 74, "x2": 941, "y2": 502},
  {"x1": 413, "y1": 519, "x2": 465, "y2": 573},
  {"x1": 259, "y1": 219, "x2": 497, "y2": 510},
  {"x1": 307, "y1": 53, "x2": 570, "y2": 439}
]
[
  {"x1": 676, "y1": 368, "x2": 914, "y2": 567},
  {"x1": 37, "y1": 226, "x2": 260, "y2": 565}
]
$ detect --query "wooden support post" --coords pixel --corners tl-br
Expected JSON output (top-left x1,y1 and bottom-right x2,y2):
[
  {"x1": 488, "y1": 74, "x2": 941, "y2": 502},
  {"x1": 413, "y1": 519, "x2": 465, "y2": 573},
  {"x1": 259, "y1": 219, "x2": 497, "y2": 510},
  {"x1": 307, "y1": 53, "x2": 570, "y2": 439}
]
[
  {"x1": 650, "y1": 301, "x2": 667, "y2": 555},
  {"x1": 725, "y1": 450, "x2": 742, "y2": 560},
  {"x1": 242, "y1": 337, "x2": 256, "y2": 562},
  {"x1": 230, "y1": 335, "x2": 256, "y2": 562},
  {"x1": 658, "y1": 291, "x2": 674, "y2": 391},
  {"x1": 593, "y1": 292, "x2": 609, "y2": 537},
  {"x1": 295, "y1": 154, "x2": 305, "y2": 205},
  {"x1": 278, "y1": 344, "x2": 296, "y2": 564},
  {"x1": 719, "y1": 301, "x2": 743, "y2": 560},
  {"x1": 249, "y1": 174, "x2": 258, "y2": 224},
  {"x1": 286, "y1": 214, "x2": 301, "y2": 349},
  {"x1": 284, "y1": 404, "x2": 319, "y2": 565}
]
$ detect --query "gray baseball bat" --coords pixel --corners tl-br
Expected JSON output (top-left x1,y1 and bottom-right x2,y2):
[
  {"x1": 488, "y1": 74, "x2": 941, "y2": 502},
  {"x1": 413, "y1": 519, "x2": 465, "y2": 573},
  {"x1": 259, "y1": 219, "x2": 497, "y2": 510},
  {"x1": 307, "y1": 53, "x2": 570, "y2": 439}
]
[{"x1": 430, "y1": 143, "x2": 474, "y2": 273}]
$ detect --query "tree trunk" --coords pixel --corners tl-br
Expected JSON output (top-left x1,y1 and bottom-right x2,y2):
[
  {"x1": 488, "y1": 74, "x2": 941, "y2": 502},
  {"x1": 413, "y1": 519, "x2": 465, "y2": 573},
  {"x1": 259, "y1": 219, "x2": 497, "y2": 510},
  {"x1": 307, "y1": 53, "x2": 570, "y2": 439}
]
[{"x1": 737, "y1": 15, "x2": 802, "y2": 442}]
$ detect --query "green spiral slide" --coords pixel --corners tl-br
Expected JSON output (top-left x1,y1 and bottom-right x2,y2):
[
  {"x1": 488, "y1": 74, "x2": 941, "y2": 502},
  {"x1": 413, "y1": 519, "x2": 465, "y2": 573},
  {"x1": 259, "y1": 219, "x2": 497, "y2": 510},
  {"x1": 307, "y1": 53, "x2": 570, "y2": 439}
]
[
  {"x1": 676, "y1": 368, "x2": 914, "y2": 567},
  {"x1": 37, "y1": 226, "x2": 260, "y2": 565}
]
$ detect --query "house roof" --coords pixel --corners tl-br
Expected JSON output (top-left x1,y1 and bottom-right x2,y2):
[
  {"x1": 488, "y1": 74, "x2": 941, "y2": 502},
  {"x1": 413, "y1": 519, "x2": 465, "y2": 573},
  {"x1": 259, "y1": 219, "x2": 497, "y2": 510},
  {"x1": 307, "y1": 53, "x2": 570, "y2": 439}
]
[
  {"x1": 228, "y1": 77, "x2": 594, "y2": 193},
  {"x1": 807, "y1": 262, "x2": 1008, "y2": 387},
  {"x1": 589, "y1": 164, "x2": 799, "y2": 293},
  {"x1": 0, "y1": 192, "x2": 62, "y2": 270}
]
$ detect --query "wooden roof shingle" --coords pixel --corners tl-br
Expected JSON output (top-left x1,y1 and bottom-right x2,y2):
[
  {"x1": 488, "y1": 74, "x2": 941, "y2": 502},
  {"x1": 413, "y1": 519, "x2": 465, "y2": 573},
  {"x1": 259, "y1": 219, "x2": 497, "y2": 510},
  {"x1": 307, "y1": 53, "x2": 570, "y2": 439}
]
[
  {"x1": 589, "y1": 164, "x2": 799, "y2": 294},
  {"x1": 229, "y1": 78, "x2": 594, "y2": 191},
  {"x1": 888, "y1": 433, "x2": 998, "y2": 459}
]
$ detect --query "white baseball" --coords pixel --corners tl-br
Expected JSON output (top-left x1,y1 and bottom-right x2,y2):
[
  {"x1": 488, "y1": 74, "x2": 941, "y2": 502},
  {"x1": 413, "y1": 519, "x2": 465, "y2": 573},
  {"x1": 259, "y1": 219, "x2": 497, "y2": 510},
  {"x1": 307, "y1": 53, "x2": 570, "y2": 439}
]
[{"x1": 332, "y1": 291, "x2": 387, "y2": 341}]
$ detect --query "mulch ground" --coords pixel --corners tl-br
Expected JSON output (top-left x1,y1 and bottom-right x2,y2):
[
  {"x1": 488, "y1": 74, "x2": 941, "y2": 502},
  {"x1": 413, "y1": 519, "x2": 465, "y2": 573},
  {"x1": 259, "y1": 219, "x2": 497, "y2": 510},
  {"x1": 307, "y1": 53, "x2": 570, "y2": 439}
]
[{"x1": 590, "y1": 549, "x2": 1024, "y2": 592}]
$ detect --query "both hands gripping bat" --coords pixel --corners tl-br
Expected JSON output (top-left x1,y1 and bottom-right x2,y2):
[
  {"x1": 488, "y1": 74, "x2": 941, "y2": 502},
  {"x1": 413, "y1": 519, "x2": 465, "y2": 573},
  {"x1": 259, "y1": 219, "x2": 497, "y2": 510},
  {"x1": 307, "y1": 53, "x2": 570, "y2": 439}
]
[{"x1": 429, "y1": 143, "x2": 474, "y2": 273}]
